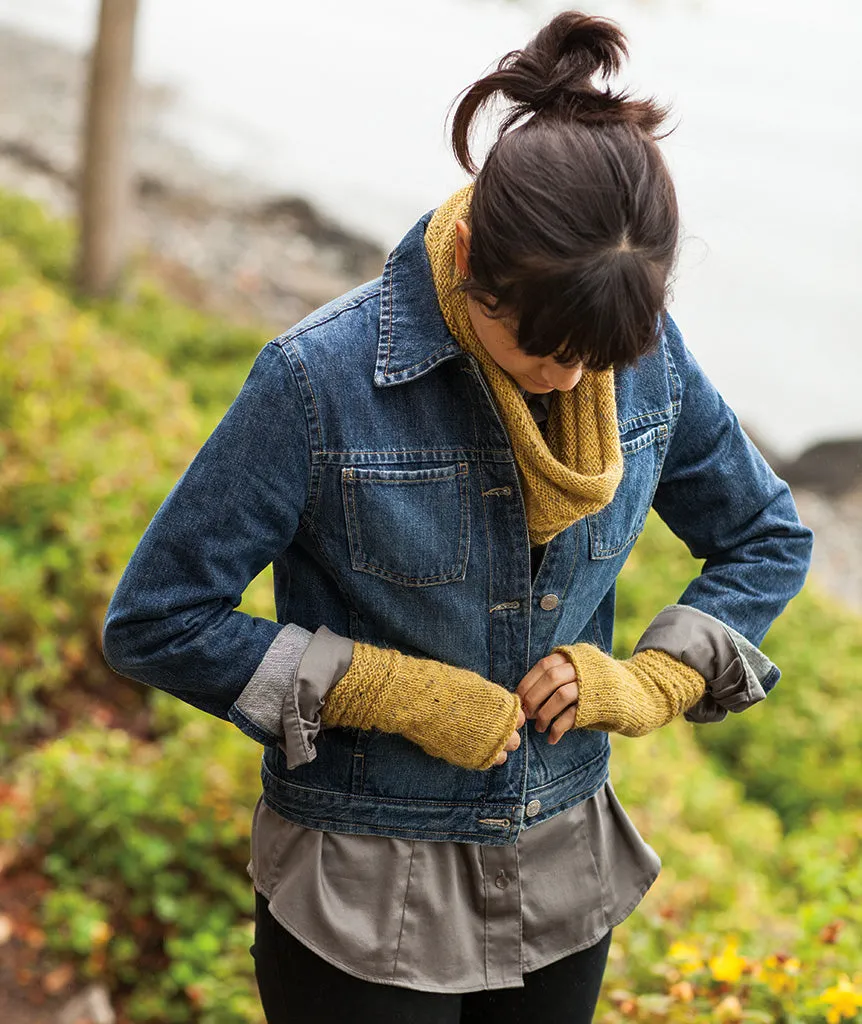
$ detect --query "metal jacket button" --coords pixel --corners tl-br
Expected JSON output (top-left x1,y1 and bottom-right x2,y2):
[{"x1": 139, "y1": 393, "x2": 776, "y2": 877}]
[
  {"x1": 525, "y1": 799, "x2": 542, "y2": 817},
  {"x1": 539, "y1": 593, "x2": 559, "y2": 611},
  {"x1": 495, "y1": 870, "x2": 510, "y2": 890}
]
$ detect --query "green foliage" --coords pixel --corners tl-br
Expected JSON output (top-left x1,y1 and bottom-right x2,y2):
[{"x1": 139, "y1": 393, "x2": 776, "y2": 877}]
[
  {"x1": 0, "y1": 241, "x2": 200, "y2": 756},
  {"x1": 0, "y1": 189, "x2": 75, "y2": 285},
  {"x1": 0, "y1": 187, "x2": 266, "y2": 424},
  {"x1": 0, "y1": 190, "x2": 273, "y2": 759},
  {"x1": 615, "y1": 513, "x2": 862, "y2": 831},
  {"x1": 600, "y1": 726, "x2": 861, "y2": 1021},
  {"x1": 5, "y1": 707, "x2": 263, "y2": 1022},
  {"x1": 95, "y1": 283, "x2": 265, "y2": 427}
]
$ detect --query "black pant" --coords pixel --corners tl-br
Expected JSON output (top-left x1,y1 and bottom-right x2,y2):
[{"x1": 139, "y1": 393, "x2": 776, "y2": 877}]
[{"x1": 252, "y1": 889, "x2": 612, "y2": 1023}]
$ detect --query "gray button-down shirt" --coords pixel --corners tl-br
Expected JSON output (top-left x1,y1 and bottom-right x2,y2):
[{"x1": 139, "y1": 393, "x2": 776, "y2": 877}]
[
  {"x1": 246, "y1": 387, "x2": 664, "y2": 991},
  {"x1": 248, "y1": 777, "x2": 661, "y2": 992}
]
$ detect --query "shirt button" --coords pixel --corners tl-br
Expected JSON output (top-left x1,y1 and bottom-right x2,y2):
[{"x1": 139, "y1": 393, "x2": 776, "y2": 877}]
[
  {"x1": 495, "y1": 870, "x2": 510, "y2": 890},
  {"x1": 525, "y1": 799, "x2": 542, "y2": 817},
  {"x1": 539, "y1": 593, "x2": 559, "y2": 611}
]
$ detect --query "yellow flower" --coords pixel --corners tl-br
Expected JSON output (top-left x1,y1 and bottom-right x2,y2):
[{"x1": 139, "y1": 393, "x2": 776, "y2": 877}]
[
  {"x1": 820, "y1": 974, "x2": 862, "y2": 1024},
  {"x1": 757, "y1": 954, "x2": 801, "y2": 995},
  {"x1": 709, "y1": 938, "x2": 747, "y2": 984},
  {"x1": 669, "y1": 940, "x2": 704, "y2": 975}
]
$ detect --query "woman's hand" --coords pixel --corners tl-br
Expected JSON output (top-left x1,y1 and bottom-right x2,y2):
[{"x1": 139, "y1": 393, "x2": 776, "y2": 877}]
[
  {"x1": 515, "y1": 652, "x2": 580, "y2": 745},
  {"x1": 493, "y1": 703, "x2": 527, "y2": 765}
]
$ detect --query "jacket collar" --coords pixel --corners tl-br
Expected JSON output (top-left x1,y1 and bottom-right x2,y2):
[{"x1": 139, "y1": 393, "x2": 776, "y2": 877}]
[{"x1": 374, "y1": 207, "x2": 465, "y2": 387}]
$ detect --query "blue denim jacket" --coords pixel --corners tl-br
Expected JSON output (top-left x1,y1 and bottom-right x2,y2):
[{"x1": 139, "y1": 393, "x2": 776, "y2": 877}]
[{"x1": 102, "y1": 205, "x2": 813, "y2": 846}]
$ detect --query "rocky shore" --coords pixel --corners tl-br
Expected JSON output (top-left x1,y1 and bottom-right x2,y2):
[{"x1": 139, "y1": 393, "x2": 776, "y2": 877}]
[{"x1": 1, "y1": 24, "x2": 859, "y2": 615}]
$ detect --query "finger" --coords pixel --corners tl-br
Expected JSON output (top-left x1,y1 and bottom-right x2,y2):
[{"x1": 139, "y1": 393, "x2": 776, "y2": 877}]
[
  {"x1": 534, "y1": 682, "x2": 579, "y2": 732},
  {"x1": 504, "y1": 728, "x2": 521, "y2": 753},
  {"x1": 547, "y1": 706, "x2": 578, "y2": 745},
  {"x1": 494, "y1": 750, "x2": 508, "y2": 765},
  {"x1": 519, "y1": 662, "x2": 570, "y2": 715},
  {"x1": 516, "y1": 706, "x2": 526, "y2": 730},
  {"x1": 516, "y1": 652, "x2": 570, "y2": 704},
  {"x1": 522, "y1": 663, "x2": 578, "y2": 718},
  {"x1": 534, "y1": 682, "x2": 580, "y2": 732}
]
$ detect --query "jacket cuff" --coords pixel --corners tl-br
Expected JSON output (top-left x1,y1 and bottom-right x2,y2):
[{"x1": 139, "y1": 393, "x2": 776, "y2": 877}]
[
  {"x1": 228, "y1": 622, "x2": 315, "y2": 745},
  {"x1": 632, "y1": 604, "x2": 776, "y2": 724},
  {"x1": 281, "y1": 625, "x2": 355, "y2": 768}
]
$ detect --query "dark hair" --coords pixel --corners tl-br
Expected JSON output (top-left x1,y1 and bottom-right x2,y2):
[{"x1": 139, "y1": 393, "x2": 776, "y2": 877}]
[{"x1": 447, "y1": 10, "x2": 679, "y2": 371}]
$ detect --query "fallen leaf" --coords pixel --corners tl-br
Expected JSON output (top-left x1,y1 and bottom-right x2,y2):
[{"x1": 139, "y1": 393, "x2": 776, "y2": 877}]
[
  {"x1": 43, "y1": 962, "x2": 75, "y2": 994},
  {"x1": 670, "y1": 980, "x2": 695, "y2": 1002},
  {"x1": 820, "y1": 920, "x2": 845, "y2": 944}
]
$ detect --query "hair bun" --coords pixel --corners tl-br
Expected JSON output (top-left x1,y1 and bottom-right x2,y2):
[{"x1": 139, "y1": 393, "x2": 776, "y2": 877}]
[
  {"x1": 518, "y1": 12, "x2": 668, "y2": 133},
  {"x1": 523, "y1": 11, "x2": 627, "y2": 97},
  {"x1": 450, "y1": 10, "x2": 669, "y2": 172}
]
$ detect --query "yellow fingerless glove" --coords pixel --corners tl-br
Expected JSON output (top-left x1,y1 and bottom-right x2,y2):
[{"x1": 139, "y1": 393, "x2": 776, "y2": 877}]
[
  {"x1": 320, "y1": 641, "x2": 522, "y2": 771},
  {"x1": 550, "y1": 645, "x2": 707, "y2": 737}
]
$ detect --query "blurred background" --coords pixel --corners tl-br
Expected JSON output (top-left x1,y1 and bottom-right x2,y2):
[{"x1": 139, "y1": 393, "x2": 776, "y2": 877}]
[{"x1": 0, "y1": 1, "x2": 860, "y2": 1022}]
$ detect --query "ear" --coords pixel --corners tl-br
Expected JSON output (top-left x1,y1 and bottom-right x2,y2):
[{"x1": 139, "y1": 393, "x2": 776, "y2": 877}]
[{"x1": 454, "y1": 219, "x2": 471, "y2": 278}]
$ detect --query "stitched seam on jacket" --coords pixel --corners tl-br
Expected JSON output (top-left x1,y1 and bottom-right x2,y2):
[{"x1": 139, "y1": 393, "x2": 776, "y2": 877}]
[
  {"x1": 276, "y1": 340, "x2": 322, "y2": 527},
  {"x1": 285, "y1": 288, "x2": 380, "y2": 342}
]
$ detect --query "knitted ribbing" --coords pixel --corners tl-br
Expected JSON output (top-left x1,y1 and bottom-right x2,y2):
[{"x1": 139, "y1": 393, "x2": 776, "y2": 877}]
[
  {"x1": 320, "y1": 641, "x2": 522, "y2": 771},
  {"x1": 424, "y1": 182, "x2": 624, "y2": 546},
  {"x1": 551, "y1": 645, "x2": 707, "y2": 738}
]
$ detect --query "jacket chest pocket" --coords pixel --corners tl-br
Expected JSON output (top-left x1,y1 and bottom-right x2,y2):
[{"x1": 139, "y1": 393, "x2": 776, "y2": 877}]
[
  {"x1": 341, "y1": 462, "x2": 470, "y2": 586},
  {"x1": 587, "y1": 423, "x2": 669, "y2": 559}
]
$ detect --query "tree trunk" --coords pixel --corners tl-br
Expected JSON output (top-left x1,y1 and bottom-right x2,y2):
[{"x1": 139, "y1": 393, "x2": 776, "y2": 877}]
[{"x1": 75, "y1": 0, "x2": 139, "y2": 298}]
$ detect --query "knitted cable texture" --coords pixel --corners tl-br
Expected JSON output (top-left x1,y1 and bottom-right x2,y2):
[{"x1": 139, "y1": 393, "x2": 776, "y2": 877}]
[
  {"x1": 320, "y1": 641, "x2": 523, "y2": 771},
  {"x1": 423, "y1": 182, "x2": 624, "y2": 547},
  {"x1": 551, "y1": 645, "x2": 707, "y2": 737}
]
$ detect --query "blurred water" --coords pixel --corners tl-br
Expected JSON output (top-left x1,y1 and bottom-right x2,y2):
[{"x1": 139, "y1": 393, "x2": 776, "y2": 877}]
[{"x1": 1, "y1": 0, "x2": 860, "y2": 458}]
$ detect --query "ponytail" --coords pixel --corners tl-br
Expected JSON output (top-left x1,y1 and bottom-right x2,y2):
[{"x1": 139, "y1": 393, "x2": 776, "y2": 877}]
[{"x1": 451, "y1": 11, "x2": 671, "y2": 175}]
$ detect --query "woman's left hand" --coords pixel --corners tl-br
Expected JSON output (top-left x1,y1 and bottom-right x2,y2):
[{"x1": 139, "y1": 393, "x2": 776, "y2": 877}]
[{"x1": 516, "y1": 652, "x2": 580, "y2": 744}]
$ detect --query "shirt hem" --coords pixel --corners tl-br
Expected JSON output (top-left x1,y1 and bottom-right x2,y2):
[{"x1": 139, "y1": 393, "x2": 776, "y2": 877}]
[
  {"x1": 521, "y1": 868, "x2": 660, "y2": 972},
  {"x1": 253, "y1": 883, "x2": 527, "y2": 993},
  {"x1": 251, "y1": 864, "x2": 660, "y2": 994}
]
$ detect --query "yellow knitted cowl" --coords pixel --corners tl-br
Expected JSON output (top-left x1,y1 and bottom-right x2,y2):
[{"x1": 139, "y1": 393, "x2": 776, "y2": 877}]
[{"x1": 423, "y1": 183, "x2": 623, "y2": 547}]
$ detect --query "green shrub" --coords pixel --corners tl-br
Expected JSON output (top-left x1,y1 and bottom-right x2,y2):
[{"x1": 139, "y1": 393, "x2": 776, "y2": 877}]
[
  {"x1": 0, "y1": 189, "x2": 75, "y2": 285},
  {"x1": 0, "y1": 187, "x2": 267, "y2": 424},
  {"x1": 0, "y1": 241, "x2": 200, "y2": 756},
  {"x1": 601, "y1": 726, "x2": 861, "y2": 1022},
  {"x1": 4, "y1": 707, "x2": 263, "y2": 1022},
  {"x1": 615, "y1": 513, "x2": 862, "y2": 830}
]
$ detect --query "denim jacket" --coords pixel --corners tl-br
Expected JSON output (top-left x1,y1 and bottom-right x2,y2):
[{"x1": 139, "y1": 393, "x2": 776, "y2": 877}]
[{"x1": 102, "y1": 205, "x2": 814, "y2": 846}]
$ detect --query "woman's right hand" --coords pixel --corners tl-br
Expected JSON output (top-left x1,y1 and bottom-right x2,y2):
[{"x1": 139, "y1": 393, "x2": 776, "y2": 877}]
[{"x1": 493, "y1": 705, "x2": 526, "y2": 765}]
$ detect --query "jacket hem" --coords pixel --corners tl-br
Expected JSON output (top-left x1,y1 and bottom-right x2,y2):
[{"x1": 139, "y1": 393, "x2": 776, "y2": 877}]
[{"x1": 259, "y1": 756, "x2": 610, "y2": 846}]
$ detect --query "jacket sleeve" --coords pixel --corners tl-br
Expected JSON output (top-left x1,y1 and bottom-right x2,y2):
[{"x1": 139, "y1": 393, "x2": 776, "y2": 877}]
[
  {"x1": 650, "y1": 313, "x2": 814, "y2": 695},
  {"x1": 101, "y1": 340, "x2": 344, "y2": 747}
]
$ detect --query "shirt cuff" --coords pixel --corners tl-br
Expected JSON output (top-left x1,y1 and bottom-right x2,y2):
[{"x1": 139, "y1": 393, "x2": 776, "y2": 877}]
[
  {"x1": 280, "y1": 625, "x2": 355, "y2": 768},
  {"x1": 632, "y1": 604, "x2": 776, "y2": 724},
  {"x1": 229, "y1": 622, "x2": 315, "y2": 745}
]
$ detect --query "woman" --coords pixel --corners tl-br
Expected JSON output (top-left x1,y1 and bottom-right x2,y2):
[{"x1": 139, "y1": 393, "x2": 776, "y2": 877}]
[{"x1": 102, "y1": 10, "x2": 813, "y2": 1023}]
